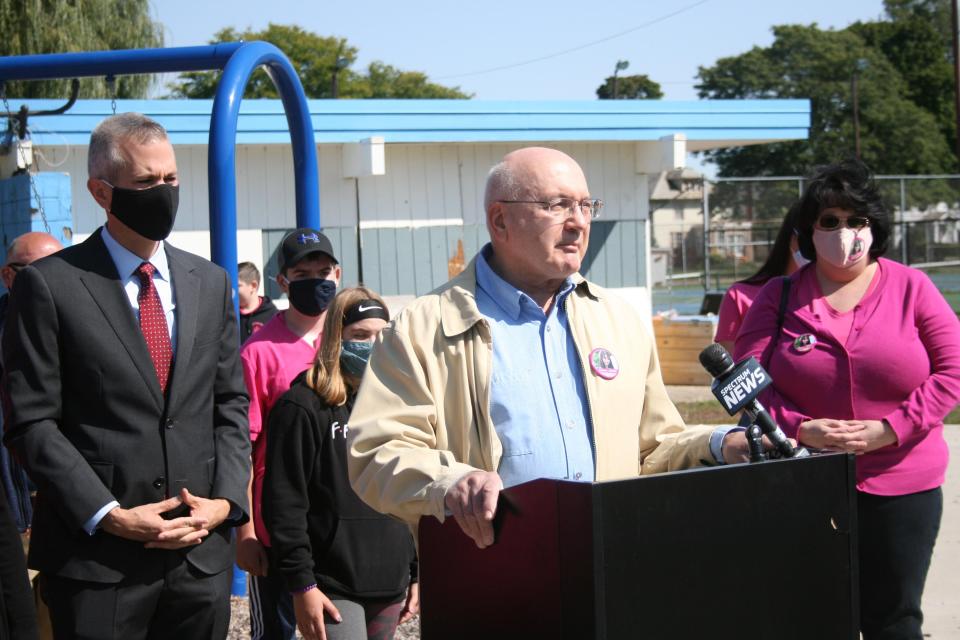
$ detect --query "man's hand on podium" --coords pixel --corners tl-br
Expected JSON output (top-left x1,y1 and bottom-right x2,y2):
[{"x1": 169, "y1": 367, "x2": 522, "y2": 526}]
[
  {"x1": 721, "y1": 431, "x2": 799, "y2": 463},
  {"x1": 444, "y1": 471, "x2": 504, "y2": 549}
]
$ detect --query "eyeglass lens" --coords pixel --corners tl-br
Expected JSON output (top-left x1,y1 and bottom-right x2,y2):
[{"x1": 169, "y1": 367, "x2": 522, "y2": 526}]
[
  {"x1": 557, "y1": 198, "x2": 601, "y2": 218},
  {"x1": 818, "y1": 214, "x2": 869, "y2": 230}
]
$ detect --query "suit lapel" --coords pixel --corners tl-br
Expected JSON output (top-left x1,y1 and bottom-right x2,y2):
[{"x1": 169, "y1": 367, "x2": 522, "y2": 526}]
[
  {"x1": 77, "y1": 230, "x2": 164, "y2": 410},
  {"x1": 164, "y1": 245, "x2": 199, "y2": 411}
]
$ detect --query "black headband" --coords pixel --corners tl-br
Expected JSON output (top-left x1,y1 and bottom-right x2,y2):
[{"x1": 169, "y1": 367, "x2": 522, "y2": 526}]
[{"x1": 344, "y1": 299, "x2": 390, "y2": 326}]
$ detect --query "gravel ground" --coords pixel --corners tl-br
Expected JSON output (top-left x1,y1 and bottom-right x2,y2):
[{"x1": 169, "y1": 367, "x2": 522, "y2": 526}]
[{"x1": 226, "y1": 596, "x2": 420, "y2": 639}]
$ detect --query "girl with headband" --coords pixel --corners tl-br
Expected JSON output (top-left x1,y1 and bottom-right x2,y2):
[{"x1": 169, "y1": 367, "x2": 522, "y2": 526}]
[{"x1": 262, "y1": 288, "x2": 417, "y2": 640}]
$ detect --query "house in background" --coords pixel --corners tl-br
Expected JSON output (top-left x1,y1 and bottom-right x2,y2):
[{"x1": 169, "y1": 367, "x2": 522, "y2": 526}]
[
  {"x1": 4, "y1": 98, "x2": 809, "y2": 317},
  {"x1": 647, "y1": 169, "x2": 707, "y2": 281}
]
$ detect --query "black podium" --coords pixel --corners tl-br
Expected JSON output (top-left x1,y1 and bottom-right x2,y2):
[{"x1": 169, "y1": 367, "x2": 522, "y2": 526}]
[{"x1": 419, "y1": 453, "x2": 858, "y2": 640}]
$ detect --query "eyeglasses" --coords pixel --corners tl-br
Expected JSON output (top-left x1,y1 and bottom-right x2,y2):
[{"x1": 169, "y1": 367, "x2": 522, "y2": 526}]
[
  {"x1": 4, "y1": 262, "x2": 25, "y2": 272},
  {"x1": 816, "y1": 214, "x2": 870, "y2": 231},
  {"x1": 498, "y1": 197, "x2": 603, "y2": 220}
]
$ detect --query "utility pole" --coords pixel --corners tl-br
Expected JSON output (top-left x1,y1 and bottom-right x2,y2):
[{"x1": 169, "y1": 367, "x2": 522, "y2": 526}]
[
  {"x1": 852, "y1": 72, "x2": 861, "y2": 159},
  {"x1": 331, "y1": 56, "x2": 349, "y2": 99},
  {"x1": 851, "y1": 59, "x2": 868, "y2": 159},
  {"x1": 612, "y1": 60, "x2": 629, "y2": 99},
  {"x1": 953, "y1": 0, "x2": 960, "y2": 165}
]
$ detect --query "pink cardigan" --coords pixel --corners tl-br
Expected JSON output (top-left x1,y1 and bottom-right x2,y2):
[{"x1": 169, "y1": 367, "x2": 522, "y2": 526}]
[{"x1": 734, "y1": 259, "x2": 960, "y2": 496}]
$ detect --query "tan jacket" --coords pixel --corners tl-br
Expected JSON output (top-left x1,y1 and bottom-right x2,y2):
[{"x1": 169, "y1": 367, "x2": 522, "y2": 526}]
[{"x1": 347, "y1": 259, "x2": 715, "y2": 527}]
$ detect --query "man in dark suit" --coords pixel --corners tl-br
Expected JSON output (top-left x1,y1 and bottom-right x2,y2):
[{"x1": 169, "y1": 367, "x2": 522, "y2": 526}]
[{"x1": 1, "y1": 113, "x2": 250, "y2": 639}]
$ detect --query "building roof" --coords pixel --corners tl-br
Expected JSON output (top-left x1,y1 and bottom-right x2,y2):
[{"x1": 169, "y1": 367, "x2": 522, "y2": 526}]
[{"x1": 14, "y1": 98, "x2": 809, "y2": 149}]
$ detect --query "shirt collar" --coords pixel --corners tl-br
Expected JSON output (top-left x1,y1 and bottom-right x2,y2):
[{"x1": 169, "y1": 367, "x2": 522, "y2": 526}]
[
  {"x1": 475, "y1": 243, "x2": 575, "y2": 320},
  {"x1": 100, "y1": 224, "x2": 170, "y2": 282}
]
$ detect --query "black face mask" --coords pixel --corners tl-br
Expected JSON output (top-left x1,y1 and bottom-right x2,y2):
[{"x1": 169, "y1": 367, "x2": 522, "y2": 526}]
[
  {"x1": 286, "y1": 278, "x2": 337, "y2": 317},
  {"x1": 106, "y1": 182, "x2": 179, "y2": 241}
]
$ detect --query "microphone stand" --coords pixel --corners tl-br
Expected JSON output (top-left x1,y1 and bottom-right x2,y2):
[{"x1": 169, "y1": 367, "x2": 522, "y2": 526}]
[{"x1": 745, "y1": 423, "x2": 767, "y2": 463}]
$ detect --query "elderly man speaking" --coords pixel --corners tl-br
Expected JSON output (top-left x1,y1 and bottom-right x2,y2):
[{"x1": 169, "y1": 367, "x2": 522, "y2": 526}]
[{"x1": 349, "y1": 147, "x2": 741, "y2": 549}]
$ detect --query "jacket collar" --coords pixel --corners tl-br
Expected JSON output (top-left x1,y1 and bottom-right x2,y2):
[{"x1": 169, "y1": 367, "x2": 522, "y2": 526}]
[{"x1": 439, "y1": 255, "x2": 600, "y2": 338}]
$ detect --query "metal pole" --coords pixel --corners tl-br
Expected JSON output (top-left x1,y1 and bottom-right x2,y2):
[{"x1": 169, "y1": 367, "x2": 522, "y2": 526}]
[
  {"x1": 900, "y1": 178, "x2": 908, "y2": 264},
  {"x1": 209, "y1": 41, "x2": 320, "y2": 306},
  {"x1": 852, "y1": 72, "x2": 861, "y2": 159},
  {"x1": 0, "y1": 43, "x2": 243, "y2": 79},
  {"x1": 953, "y1": 0, "x2": 960, "y2": 166},
  {"x1": 703, "y1": 179, "x2": 710, "y2": 291}
]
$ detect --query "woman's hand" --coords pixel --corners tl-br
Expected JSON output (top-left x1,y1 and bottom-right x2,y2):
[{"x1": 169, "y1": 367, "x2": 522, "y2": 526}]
[
  {"x1": 293, "y1": 587, "x2": 342, "y2": 640},
  {"x1": 798, "y1": 419, "x2": 869, "y2": 452},
  {"x1": 399, "y1": 582, "x2": 420, "y2": 623},
  {"x1": 845, "y1": 419, "x2": 898, "y2": 453}
]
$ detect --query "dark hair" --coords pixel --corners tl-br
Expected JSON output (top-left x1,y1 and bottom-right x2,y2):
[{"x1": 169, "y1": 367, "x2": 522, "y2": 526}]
[
  {"x1": 741, "y1": 202, "x2": 801, "y2": 285},
  {"x1": 795, "y1": 158, "x2": 890, "y2": 261}
]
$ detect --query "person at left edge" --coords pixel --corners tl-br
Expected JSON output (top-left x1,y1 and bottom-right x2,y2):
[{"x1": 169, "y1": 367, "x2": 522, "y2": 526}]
[
  {"x1": 0, "y1": 232, "x2": 64, "y2": 535},
  {"x1": 1, "y1": 113, "x2": 250, "y2": 640}
]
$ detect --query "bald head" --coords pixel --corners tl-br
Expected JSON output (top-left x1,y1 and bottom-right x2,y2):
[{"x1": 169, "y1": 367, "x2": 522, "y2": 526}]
[
  {"x1": 483, "y1": 147, "x2": 587, "y2": 213},
  {"x1": 2, "y1": 232, "x2": 63, "y2": 290}
]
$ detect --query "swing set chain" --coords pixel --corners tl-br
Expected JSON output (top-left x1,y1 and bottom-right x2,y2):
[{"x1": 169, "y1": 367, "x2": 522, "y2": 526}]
[{"x1": 106, "y1": 75, "x2": 117, "y2": 115}]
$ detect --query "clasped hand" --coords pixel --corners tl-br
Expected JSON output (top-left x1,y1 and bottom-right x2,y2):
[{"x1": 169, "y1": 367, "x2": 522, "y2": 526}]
[
  {"x1": 798, "y1": 418, "x2": 896, "y2": 454},
  {"x1": 101, "y1": 487, "x2": 230, "y2": 549}
]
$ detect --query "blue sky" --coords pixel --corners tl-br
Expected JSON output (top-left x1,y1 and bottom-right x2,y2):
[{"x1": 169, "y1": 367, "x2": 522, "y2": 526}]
[{"x1": 153, "y1": 0, "x2": 888, "y2": 100}]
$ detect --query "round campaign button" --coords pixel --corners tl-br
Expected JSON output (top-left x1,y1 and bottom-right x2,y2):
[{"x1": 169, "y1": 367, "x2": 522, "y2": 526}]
[
  {"x1": 793, "y1": 334, "x2": 817, "y2": 353},
  {"x1": 589, "y1": 347, "x2": 619, "y2": 380}
]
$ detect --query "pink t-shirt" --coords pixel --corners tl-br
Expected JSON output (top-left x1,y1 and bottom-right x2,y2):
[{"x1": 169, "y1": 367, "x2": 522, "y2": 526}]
[
  {"x1": 715, "y1": 281, "x2": 765, "y2": 343},
  {"x1": 241, "y1": 311, "x2": 321, "y2": 545}
]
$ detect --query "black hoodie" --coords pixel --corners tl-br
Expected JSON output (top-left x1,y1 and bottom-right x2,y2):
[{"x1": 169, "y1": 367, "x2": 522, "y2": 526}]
[
  {"x1": 239, "y1": 296, "x2": 278, "y2": 343},
  {"x1": 263, "y1": 372, "x2": 416, "y2": 601}
]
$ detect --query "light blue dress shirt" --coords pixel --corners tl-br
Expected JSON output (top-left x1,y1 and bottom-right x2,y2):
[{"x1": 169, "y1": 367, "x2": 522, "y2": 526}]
[
  {"x1": 83, "y1": 226, "x2": 176, "y2": 535},
  {"x1": 475, "y1": 245, "x2": 595, "y2": 488}
]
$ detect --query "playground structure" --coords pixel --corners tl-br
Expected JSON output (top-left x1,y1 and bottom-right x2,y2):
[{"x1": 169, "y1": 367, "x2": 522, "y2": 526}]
[{"x1": 0, "y1": 41, "x2": 321, "y2": 297}]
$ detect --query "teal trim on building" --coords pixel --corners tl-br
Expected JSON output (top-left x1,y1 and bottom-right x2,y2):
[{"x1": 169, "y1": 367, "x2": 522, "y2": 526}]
[{"x1": 16, "y1": 98, "x2": 810, "y2": 146}]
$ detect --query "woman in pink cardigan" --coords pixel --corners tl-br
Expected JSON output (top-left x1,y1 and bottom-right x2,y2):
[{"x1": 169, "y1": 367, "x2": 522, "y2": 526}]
[{"x1": 735, "y1": 159, "x2": 960, "y2": 640}]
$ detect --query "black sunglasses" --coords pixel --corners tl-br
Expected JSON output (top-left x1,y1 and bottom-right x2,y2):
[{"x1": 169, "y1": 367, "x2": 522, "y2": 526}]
[{"x1": 816, "y1": 214, "x2": 870, "y2": 230}]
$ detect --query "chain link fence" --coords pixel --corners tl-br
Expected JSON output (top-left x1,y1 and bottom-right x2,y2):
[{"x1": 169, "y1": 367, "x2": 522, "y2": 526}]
[{"x1": 652, "y1": 175, "x2": 960, "y2": 314}]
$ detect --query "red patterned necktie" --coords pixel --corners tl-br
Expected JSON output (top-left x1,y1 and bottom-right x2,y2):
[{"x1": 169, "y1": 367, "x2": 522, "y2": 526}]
[{"x1": 135, "y1": 262, "x2": 172, "y2": 393}]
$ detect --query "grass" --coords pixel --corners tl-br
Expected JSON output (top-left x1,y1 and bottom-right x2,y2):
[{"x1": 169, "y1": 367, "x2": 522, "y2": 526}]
[
  {"x1": 675, "y1": 401, "x2": 732, "y2": 425},
  {"x1": 677, "y1": 402, "x2": 960, "y2": 425}
]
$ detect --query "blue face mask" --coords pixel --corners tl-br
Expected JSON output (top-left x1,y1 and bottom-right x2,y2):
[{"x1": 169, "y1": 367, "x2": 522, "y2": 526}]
[{"x1": 340, "y1": 340, "x2": 374, "y2": 377}]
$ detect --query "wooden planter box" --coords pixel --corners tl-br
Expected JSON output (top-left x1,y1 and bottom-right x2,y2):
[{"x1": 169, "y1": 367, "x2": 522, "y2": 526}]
[{"x1": 652, "y1": 316, "x2": 717, "y2": 386}]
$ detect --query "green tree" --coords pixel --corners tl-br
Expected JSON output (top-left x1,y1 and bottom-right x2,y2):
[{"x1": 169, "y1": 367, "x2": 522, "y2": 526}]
[
  {"x1": 168, "y1": 24, "x2": 470, "y2": 100},
  {"x1": 850, "y1": 2, "x2": 956, "y2": 166},
  {"x1": 695, "y1": 24, "x2": 957, "y2": 177},
  {"x1": 596, "y1": 74, "x2": 663, "y2": 99},
  {"x1": 0, "y1": 0, "x2": 163, "y2": 99}
]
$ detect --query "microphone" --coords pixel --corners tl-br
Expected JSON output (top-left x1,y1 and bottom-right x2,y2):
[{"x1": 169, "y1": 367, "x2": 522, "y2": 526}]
[{"x1": 698, "y1": 343, "x2": 806, "y2": 459}]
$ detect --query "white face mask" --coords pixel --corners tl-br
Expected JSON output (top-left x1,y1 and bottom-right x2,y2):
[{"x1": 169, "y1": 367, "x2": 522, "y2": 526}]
[
  {"x1": 792, "y1": 250, "x2": 811, "y2": 269},
  {"x1": 812, "y1": 226, "x2": 872, "y2": 269}
]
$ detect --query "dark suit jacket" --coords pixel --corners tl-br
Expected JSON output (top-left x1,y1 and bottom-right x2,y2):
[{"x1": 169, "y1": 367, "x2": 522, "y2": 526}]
[{"x1": 1, "y1": 228, "x2": 250, "y2": 583}]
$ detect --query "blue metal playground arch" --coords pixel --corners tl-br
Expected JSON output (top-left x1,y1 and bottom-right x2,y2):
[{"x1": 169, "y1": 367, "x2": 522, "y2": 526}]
[{"x1": 0, "y1": 42, "x2": 321, "y2": 295}]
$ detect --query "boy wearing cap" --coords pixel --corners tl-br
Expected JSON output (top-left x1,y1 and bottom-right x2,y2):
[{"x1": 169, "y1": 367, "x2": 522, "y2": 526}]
[{"x1": 237, "y1": 229, "x2": 341, "y2": 640}]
